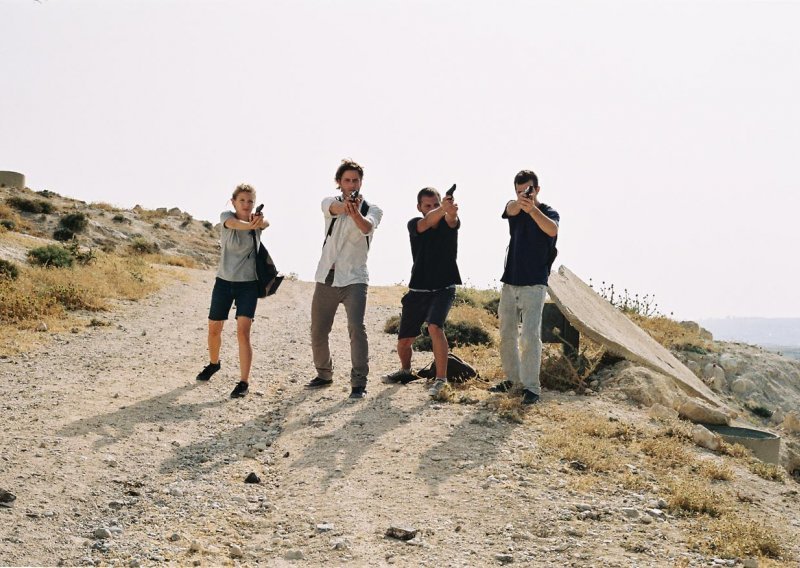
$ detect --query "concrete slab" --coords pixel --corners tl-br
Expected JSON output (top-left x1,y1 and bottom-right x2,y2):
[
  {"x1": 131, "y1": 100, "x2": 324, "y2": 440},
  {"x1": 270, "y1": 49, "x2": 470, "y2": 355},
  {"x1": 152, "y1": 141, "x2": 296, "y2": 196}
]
[{"x1": 547, "y1": 266, "x2": 727, "y2": 410}]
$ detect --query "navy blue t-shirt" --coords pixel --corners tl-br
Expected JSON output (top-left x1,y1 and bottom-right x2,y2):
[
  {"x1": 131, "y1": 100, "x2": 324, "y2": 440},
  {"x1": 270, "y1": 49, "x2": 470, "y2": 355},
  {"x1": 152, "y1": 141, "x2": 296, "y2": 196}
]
[
  {"x1": 500, "y1": 203, "x2": 559, "y2": 286},
  {"x1": 408, "y1": 216, "x2": 462, "y2": 290}
]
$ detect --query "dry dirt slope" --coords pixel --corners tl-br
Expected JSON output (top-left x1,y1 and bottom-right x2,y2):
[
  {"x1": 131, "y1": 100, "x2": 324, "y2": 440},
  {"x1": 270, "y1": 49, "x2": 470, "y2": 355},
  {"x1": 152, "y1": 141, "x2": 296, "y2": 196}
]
[{"x1": 1, "y1": 269, "x2": 799, "y2": 567}]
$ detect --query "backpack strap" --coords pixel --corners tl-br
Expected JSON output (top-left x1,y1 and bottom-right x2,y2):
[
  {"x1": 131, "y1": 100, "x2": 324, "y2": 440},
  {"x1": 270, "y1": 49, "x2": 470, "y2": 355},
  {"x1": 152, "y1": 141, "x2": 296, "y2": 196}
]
[{"x1": 322, "y1": 198, "x2": 372, "y2": 249}]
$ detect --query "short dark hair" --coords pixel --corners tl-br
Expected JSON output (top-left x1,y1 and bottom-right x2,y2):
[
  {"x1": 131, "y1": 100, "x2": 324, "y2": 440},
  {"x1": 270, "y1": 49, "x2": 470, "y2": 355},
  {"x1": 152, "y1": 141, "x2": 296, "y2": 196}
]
[
  {"x1": 335, "y1": 159, "x2": 364, "y2": 184},
  {"x1": 417, "y1": 187, "x2": 441, "y2": 205},
  {"x1": 514, "y1": 170, "x2": 538, "y2": 188}
]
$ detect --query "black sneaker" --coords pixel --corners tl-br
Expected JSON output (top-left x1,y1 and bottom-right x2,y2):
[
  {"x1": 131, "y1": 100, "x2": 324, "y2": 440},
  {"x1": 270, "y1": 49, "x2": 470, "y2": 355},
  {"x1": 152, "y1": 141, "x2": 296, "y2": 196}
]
[
  {"x1": 521, "y1": 389, "x2": 540, "y2": 405},
  {"x1": 488, "y1": 379, "x2": 513, "y2": 393},
  {"x1": 230, "y1": 381, "x2": 249, "y2": 398},
  {"x1": 305, "y1": 377, "x2": 333, "y2": 389},
  {"x1": 196, "y1": 362, "x2": 221, "y2": 381},
  {"x1": 349, "y1": 386, "x2": 367, "y2": 399}
]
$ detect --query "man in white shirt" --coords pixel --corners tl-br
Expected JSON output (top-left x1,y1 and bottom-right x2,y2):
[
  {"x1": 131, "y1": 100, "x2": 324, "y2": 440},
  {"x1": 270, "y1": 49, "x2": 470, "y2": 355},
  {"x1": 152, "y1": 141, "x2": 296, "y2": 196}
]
[{"x1": 306, "y1": 159, "x2": 383, "y2": 399}]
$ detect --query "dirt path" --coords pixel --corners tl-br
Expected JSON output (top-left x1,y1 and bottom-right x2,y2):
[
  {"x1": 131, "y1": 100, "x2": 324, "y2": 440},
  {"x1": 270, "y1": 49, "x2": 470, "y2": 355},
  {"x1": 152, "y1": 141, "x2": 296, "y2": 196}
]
[{"x1": 1, "y1": 269, "x2": 798, "y2": 567}]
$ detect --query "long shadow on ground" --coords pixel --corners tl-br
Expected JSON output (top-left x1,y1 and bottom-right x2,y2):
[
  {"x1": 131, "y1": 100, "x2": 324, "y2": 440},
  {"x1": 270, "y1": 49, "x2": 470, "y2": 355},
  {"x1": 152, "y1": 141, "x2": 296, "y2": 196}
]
[{"x1": 57, "y1": 384, "x2": 224, "y2": 449}]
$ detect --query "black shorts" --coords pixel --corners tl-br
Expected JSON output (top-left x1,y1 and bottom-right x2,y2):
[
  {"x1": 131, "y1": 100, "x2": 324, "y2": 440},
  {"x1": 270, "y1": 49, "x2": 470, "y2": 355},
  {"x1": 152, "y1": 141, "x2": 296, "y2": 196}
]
[
  {"x1": 397, "y1": 288, "x2": 456, "y2": 339},
  {"x1": 208, "y1": 278, "x2": 259, "y2": 320}
]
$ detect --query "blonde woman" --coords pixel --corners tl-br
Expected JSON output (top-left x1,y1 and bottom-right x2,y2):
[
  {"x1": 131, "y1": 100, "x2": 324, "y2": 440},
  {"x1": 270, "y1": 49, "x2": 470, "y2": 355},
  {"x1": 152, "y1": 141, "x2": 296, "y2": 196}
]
[{"x1": 196, "y1": 184, "x2": 269, "y2": 398}]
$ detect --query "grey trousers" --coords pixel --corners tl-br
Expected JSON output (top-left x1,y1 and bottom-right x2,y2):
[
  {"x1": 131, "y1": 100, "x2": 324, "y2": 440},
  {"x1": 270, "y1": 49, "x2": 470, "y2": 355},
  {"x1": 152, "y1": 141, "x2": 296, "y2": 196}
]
[
  {"x1": 310, "y1": 271, "x2": 369, "y2": 387},
  {"x1": 498, "y1": 283, "x2": 547, "y2": 395}
]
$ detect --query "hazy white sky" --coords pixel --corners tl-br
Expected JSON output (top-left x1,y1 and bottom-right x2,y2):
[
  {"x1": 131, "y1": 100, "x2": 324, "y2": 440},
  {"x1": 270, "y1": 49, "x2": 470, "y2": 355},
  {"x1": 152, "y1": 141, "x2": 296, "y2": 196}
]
[{"x1": 2, "y1": 0, "x2": 799, "y2": 320}]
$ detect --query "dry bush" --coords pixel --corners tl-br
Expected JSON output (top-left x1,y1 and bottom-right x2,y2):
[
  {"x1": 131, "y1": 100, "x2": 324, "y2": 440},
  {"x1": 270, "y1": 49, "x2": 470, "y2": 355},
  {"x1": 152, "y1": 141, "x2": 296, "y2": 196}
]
[
  {"x1": 700, "y1": 516, "x2": 784, "y2": 559},
  {"x1": 629, "y1": 314, "x2": 712, "y2": 352},
  {"x1": 454, "y1": 286, "x2": 500, "y2": 314},
  {"x1": 639, "y1": 437, "x2": 694, "y2": 470},
  {"x1": 567, "y1": 412, "x2": 640, "y2": 442},
  {"x1": 0, "y1": 203, "x2": 27, "y2": 230},
  {"x1": 539, "y1": 429, "x2": 623, "y2": 472},
  {"x1": 718, "y1": 441, "x2": 752, "y2": 459},
  {"x1": 145, "y1": 253, "x2": 198, "y2": 268},
  {"x1": 667, "y1": 478, "x2": 727, "y2": 517},
  {"x1": 135, "y1": 208, "x2": 169, "y2": 222},
  {"x1": 90, "y1": 202, "x2": 121, "y2": 212},
  {"x1": 484, "y1": 394, "x2": 526, "y2": 424},
  {"x1": 540, "y1": 338, "x2": 606, "y2": 392},
  {"x1": 697, "y1": 460, "x2": 735, "y2": 481},
  {"x1": 749, "y1": 461, "x2": 785, "y2": 482}
]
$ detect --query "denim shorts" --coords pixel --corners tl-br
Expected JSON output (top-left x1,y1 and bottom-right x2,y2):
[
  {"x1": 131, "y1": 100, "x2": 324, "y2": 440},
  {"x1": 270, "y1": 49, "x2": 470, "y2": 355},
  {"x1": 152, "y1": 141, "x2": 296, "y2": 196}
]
[
  {"x1": 398, "y1": 288, "x2": 456, "y2": 339},
  {"x1": 208, "y1": 278, "x2": 259, "y2": 320}
]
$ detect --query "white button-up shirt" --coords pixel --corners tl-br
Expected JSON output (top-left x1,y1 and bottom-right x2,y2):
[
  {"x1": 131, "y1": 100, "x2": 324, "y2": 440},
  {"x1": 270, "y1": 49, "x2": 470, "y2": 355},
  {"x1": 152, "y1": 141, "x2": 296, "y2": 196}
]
[{"x1": 314, "y1": 196, "x2": 383, "y2": 287}]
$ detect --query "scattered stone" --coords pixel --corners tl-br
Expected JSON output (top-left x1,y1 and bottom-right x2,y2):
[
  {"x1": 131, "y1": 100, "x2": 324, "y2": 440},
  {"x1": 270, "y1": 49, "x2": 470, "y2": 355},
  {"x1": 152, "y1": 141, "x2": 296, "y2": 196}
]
[
  {"x1": 229, "y1": 544, "x2": 244, "y2": 558},
  {"x1": 620, "y1": 508, "x2": 640, "y2": 520},
  {"x1": 168, "y1": 533, "x2": 181, "y2": 542},
  {"x1": 244, "y1": 472, "x2": 261, "y2": 484},
  {"x1": 691, "y1": 425, "x2": 721, "y2": 451},
  {"x1": 568, "y1": 460, "x2": 588, "y2": 471},
  {"x1": 316, "y1": 523, "x2": 334, "y2": 532},
  {"x1": 495, "y1": 553, "x2": 514, "y2": 564},
  {"x1": 171, "y1": 440, "x2": 180, "y2": 447},
  {"x1": 678, "y1": 399, "x2": 729, "y2": 425},
  {"x1": 36, "y1": 321, "x2": 48, "y2": 332},
  {"x1": 0, "y1": 489, "x2": 16, "y2": 505},
  {"x1": 284, "y1": 549, "x2": 304, "y2": 560},
  {"x1": 647, "y1": 403, "x2": 678, "y2": 421},
  {"x1": 783, "y1": 412, "x2": 800, "y2": 433},
  {"x1": 575, "y1": 503, "x2": 593, "y2": 512},
  {"x1": 128, "y1": 559, "x2": 141, "y2": 568},
  {"x1": 718, "y1": 353, "x2": 741, "y2": 374},
  {"x1": 731, "y1": 378, "x2": 756, "y2": 395},
  {"x1": 386, "y1": 525, "x2": 417, "y2": 541},
  {"x1": 189, "y1": 541, "x2": 203, "y2": 553},
  {"x1": 168, "y1": 487, "x2": 184, "y2": 497},
  {"x1": 331, "y1": 537, "x2": 349, "y2": 551},
  {"x1": 93, "y1": 527, "x2": 112, "y2": 540},
  {"x1": 743, "y1": 558, "x2": 759, "y2": 568},
  {"x1": 645, "y1": 508, "x2": 666, "y2": 520}
]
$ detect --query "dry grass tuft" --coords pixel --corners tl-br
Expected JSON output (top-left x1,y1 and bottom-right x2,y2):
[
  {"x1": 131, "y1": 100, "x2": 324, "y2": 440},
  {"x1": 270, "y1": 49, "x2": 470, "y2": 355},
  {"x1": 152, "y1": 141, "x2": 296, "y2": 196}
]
[
  {"x1": 90, "y1": 201, "x2": 122, "y2": 212},
  {"x1": 639, "y1": 436, "x2": 695, "y2": 470},
  {"x1": 484, "y1": 394, "x2": 527, "y2": 424},
  {"x1": 749, "y1": 461, "x2": 785, "y2": 482},
  {"x1": 667, "y1": 479, "x2": 727, "y2": 517},
  {"x1": 718, "y1": 441, "x2": 752, "y2": 459},
  {"x1": 629, "y1": 314, "x2": 712, "y2": 352},
  {"x1": 144, "y1": 253, "x2": 198, "y2": 268},
  {"x1": 697, "y1": 460, "x2": 735, "y2": 481},
  {"x1": 700, "y1": 516, "x2": 785, "y2": 559}
]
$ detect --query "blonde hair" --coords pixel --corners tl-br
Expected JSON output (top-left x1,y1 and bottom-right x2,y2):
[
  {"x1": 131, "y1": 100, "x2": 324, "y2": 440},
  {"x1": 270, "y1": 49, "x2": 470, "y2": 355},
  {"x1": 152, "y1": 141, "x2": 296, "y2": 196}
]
[{"x1": 232, "y1": 183, "x2": 255, "y2": 199}]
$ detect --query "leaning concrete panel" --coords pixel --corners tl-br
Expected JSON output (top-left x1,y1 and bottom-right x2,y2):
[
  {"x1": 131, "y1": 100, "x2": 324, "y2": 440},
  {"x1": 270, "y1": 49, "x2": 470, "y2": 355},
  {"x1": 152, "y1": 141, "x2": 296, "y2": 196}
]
[{"x1": 547, "y1": 266, "x2": 726, "y2": 409}]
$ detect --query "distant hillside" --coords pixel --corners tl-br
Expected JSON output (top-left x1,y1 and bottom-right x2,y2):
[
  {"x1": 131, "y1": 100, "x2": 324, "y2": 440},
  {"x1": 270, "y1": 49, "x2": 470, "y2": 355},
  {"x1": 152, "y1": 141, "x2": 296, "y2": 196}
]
[
  {"x1": 0, "y1": 186, "x2": 219, "y2": 266},
  {"x1": 699, "y1": 317, "x2": 800, "y2": 359}
]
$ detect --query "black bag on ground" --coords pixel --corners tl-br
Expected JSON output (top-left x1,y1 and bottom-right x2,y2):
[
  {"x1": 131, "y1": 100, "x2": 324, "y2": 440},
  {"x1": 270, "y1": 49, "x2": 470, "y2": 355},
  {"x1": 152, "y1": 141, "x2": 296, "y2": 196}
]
[
  {"x1": 251, "y1": 231, "x2": 283, "y2": 298},
  {"x1": 415, "y1": 353, "x2": 479, "y2": 383}
]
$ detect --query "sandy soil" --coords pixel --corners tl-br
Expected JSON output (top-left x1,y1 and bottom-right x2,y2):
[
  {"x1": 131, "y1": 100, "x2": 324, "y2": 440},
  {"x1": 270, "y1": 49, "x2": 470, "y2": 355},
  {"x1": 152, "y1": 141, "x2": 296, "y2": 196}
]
[{"x1": 1, "y1": 269, "x2": 798, "y2": 567}]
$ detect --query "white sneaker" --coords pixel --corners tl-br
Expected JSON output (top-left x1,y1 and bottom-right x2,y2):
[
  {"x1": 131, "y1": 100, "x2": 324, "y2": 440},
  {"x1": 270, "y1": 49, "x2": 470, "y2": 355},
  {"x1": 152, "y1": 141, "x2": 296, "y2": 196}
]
[{"x1": 428, "y1": 379, "x2": 447, "y2": 397}]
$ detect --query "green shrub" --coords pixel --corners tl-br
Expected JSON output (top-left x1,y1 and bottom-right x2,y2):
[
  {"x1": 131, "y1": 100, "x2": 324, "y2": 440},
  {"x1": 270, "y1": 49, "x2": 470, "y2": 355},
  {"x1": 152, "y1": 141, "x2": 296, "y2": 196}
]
[
  {"x1": 36, "y1": 190, "x2": 60, "y2": 198},
  {"x1": 6, "y1": 197, "x2": 55, "y2": 214},
  {"x1": 0, "y1": 259, "x2": 19, "y2": 280},
  {"x1": 112, "y1": 214, "x2": 127, "y2": 223},
  {"x1": 64, "y1": 241, "x2": 96, "y2": 266},
  {"x1": 28, "y1": 245, "x2": 74, "y2": 268},
  {"x1": 0, "y1": 219, "x2": 15, "y2": 231},
  {"x1": 53, "y1": 227, "x2": 75, "y2": 242},
  {"x1": 59, "y1": 212, "x2": 89, "y2": 232},
  {"x1": 202, "y1": 220, "x2": 213, "y2": 230},
  {"x1": 128, "y1": 237, "x2": 159, "y2": 255}
]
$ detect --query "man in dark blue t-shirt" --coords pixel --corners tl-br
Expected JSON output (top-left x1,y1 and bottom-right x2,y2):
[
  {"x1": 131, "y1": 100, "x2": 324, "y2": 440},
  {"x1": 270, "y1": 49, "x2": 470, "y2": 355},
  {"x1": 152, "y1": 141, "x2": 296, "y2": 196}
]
[
  {"x1": 383, "y1": 187, "x2": 461, "y2": 398},
  {"x1": 489, "y1": 170, "x2": 560, "y2": 405}
]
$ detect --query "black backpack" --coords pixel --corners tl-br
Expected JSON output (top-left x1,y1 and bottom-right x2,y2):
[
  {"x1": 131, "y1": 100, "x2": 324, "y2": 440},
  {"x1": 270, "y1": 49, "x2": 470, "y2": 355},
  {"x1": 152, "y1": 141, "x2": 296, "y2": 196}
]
[{"x1": 415, "y1": 353, "x2": 479, "y2": 384}]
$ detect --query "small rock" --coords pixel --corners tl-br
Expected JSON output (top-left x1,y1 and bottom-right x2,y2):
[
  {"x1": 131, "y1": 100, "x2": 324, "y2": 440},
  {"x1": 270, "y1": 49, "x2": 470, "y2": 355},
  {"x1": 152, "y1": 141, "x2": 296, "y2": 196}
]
[
  {"x1": 0, "y1": 489, "x2": 16, "y2": 504},
  {"x1": 639, "y1": 514, "x2": 653, "y2": 524},
  {"x1": 620, "y1": 508, "x2": 639, "y2": 520},
  {"x1": 331, "y1": 537, "x2": 349, "y2": 550},
  {"x1": 168, "y1": 487, "x2": 183, "y2": 497},
  {"x1": 171, "y1": 441, "x2": 181, "y2": 447},
  {"x1": 128, "y1": 560, "x2": 141, "y2": 568},
  {"x1": 692, "y1": 425, "x2": 721, "y2": 451},
  {"x1": 36, "y1": 322, "x2": 48, "y2": 332},
  {"x1": 229, "y1": 544, "x2": 244, "y2": 558},
  {"x1": 386, "y1": 525, "x2": 417, "y2": 541},
  {"x1": 575, "y1": 503, "x2": 592, "y2": 512},
  {"x1": 647, "y1": 403, "x2": 679, "y2": 421},
  {"x1": 743, "y1": 558, "x2": 759, "y2": 568},
  {"x1": 189, "y1": 541, "x2": 203, "y2": 552},
  {"x1": 93, "y1": 527, "x2": 112, "y2": 539},
  {"x1": 284, "y1": 549, "x2": 304, "y2": 560},
  {"x1": 168, "y1": 533, "x2": 181, "y2": 542},
  {"x1": 244, "y1": 472, "x2": 261, "y2": 484},
  {"x1": 316, "y1": 523, "x2": 334, "y2": 532},
  {"x1": 495, "y1": 553, "x2": 514, "y2": 564}
]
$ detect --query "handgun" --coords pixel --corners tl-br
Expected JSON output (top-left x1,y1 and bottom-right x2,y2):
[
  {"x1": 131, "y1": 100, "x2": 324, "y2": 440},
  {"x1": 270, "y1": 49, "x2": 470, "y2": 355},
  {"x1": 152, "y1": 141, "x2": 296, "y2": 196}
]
[
  {"x1": 349, "y1": 189, "x2": 360, "y2": 202},
  {"x1": 523, "y1": 184, "x2": 535, "y2": 198},
  {"x1": 255, "y1": 204, "x2": 264, "y2": 214},
  {"x1": 445, "y1": 184, "x2": 456, "y2": 198}
]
